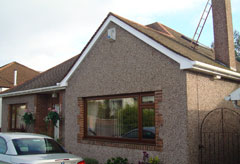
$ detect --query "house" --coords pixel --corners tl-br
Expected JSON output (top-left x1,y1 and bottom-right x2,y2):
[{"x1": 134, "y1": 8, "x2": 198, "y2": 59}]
[
  {"x1": 0, "y1": 62, "x2": 39, "y2": 131},
  {"x1": 1, "y1": 0, "x2": 240, "y2": 163},
  {"x1": 0, "y1": 62, "x2": 39, "y2": 92}
]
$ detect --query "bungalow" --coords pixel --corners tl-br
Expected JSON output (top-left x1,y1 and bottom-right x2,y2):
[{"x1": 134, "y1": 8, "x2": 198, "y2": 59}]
[{"x1": 1, "y1": 0, "x2": 240, "y2": 163}]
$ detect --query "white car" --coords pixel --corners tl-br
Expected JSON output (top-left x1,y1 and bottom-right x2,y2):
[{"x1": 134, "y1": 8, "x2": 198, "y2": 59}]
[{"x1": 0, "y1": 132, "x2": 84, "y2": 164}]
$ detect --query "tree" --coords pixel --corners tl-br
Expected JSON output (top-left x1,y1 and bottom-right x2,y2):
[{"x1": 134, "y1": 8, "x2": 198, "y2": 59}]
[
  {"x1": 234, "y1": 30, "x2": 240, "y2": 58},
  {"x1": 211, "y1": 30, "x2": 240, "y2": 62}
]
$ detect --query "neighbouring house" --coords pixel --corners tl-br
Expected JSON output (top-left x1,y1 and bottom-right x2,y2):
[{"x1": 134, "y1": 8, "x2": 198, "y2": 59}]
[
  {"x1": 0, "y1": 62, "x2": 39, "y2": 131},
  {"x1": 1, "y1": 0, "x2": 240, "y2": 163},
  {"x1": 0, "y1": 62, "x2": 39, "y2": 91}
]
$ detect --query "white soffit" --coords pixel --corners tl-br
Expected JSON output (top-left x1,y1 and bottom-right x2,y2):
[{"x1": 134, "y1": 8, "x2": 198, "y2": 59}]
[{"x1": 0, "y1": 85, "x2": 66, "y2": 98}]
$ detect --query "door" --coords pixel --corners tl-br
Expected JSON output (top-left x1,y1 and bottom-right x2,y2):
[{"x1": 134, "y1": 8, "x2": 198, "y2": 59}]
[{"x1": 54, "y1": 104, "x2": 60, "y2": 140}]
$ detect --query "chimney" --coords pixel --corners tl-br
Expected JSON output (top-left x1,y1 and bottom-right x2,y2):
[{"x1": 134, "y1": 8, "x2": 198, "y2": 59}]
[
  {"x1": 14, "y1": 70, "x2": 17, "y2": 86},
  {"x1": 212, "y1": 0, "x2": 236, "y2": 70}
]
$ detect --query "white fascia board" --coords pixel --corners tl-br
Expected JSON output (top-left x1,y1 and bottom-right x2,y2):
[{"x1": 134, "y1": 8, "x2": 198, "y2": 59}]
[
  {"x1": 59, "y1": 15, "x2": 193, "y2": 86},
  {"x1": 191, "y1": 61, "x2": 240, "y2": 80},
  {"x1": 0, "y1": 85, "x2": 66, "y2": 98}
]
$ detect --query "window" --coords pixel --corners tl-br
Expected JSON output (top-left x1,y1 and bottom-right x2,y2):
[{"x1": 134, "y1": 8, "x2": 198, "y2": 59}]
[
  {"x1": 85, "y1": 93, "x2": 155, "y2": 143},
  {"x1": 10, "y1": 104, "x2": 27, "y2": 131},
  {"x1": 0, "y1": 137, "x2": 7, "y2": 154}
]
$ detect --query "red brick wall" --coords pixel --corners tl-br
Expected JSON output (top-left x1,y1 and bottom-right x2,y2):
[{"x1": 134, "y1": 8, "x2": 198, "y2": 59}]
[
  {"x1": 34, "y1": 93, "x2": 62, "y2": 138},
  {"x1": 77, "y1": 91, "x2": 163, "y2": 151},
  {"x1": 35, "y1": 94, "x2": 50, "y2": 134}
]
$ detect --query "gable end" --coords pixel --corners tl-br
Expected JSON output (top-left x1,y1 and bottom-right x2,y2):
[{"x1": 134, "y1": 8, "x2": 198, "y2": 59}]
[{"x1": 59, "y1": 14, "x2": 194, "y2": 87}]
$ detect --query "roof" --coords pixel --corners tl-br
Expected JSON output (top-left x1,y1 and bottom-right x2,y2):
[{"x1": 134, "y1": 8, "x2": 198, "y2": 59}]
[
  {"x1": 1, "y1": 12, "x2": 240, "y2": 97},
  {"x1": 111, "y1": 13, "x2": 229, "y2": 69},
  {"x1": 0, "y1": 62, "x2": 39, "y2": 88}
]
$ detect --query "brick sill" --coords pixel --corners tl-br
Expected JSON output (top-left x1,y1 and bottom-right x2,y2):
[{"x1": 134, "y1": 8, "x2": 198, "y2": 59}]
[{"x1": 78, "y1": 138, "x2": 162, "y2": 151}]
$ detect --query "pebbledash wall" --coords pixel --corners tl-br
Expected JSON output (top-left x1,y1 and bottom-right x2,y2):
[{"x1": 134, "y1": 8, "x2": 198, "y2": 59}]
[
  {"x1": 186, "y1": 71, "x2": 240, "y2": 164},
  {"x1": 64, "y1": 22, "x2": 189, "y2": 164}
]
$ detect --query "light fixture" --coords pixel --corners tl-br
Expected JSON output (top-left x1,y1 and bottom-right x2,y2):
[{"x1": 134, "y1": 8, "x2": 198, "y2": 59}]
[
  {"x1": 52, "y1": 92, "x2": 57, "y2": 98},
  {"x1": 213, "y1": 75, "x2": 221, "y2": 80}
]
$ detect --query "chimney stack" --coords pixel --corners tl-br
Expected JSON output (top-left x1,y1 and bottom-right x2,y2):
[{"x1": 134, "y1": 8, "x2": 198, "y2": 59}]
[
  {"x1": 14, "y1": 70, "x2": 17, "y2": 86},
  {"x1": 212, "y1": 0, "x2": 236, "y2": 70}
]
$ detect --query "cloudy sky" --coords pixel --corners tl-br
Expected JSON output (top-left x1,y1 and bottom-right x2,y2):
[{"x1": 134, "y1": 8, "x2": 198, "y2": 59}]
[{"x1": 0, "y1": 0, "x2": 240, "y2": 72}]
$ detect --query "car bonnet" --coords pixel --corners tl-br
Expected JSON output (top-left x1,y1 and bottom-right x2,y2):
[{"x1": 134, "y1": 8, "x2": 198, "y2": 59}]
[{"x1": 10, "y1": 153, "x2": 83, "y2": 164}]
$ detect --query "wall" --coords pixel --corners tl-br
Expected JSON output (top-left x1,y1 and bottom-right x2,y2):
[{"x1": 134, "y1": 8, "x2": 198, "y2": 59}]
[
  {"x1": 1, "y1": 91, "x2": 65, "y2": 141},
  {"x1": 59, "y1": 91, "x2": 65, "y2": 145},
  {"x1": 0, "y1": 88, "x2": 9, "y2": 131},
  {"x1": 0, "y1": 97, "x2": 2, "y2": 131},
  {"x1": 34, "y1": 94, "x2": 50, "y2": 135},
  {"x1": 64, "y1": 22, "x2": 189, "y2": 164},
  {"x1": 34, "y1": 93, "x2": 63, "y2": 137},
  {"x1": 1, "y1": 95, "x2": 35, "y2": 132},
  {"x1": 186, "y1": 71, "x2": 240, "y2": 164}
]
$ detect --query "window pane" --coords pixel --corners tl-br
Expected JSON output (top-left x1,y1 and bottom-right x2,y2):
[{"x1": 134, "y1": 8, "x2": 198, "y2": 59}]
[
  {"x1": 142, "y1": 96, "x2": 154, "y2": 104},
  {"x1": 87, "y1": 97, "x2": 138, "y2": 138},
  {"x1": 11, "y1": 104, "x2": 26, "y2": 130},
  {"x1": 11, "y1": 109, "x2": 16, "y2": 129},
  {"x1": 0, "y1": 138, "x2": 7, "y2": 154},
  {"x1": 16, "y1": 105, "x2": 26, "y2": 129},
  {"x1": 142, "y1": 108, "x2": 155, "y2": 139}
]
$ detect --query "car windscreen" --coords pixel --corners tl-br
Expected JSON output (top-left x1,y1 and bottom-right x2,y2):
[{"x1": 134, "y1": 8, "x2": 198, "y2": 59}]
[{"x1": 12, "y1": 138, "x2": 66, "y2": 155}]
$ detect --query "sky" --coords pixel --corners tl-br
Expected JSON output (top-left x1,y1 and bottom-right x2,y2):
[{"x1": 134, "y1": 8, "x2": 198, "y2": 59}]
[{"x1": 0, "y1": 0, "x2": 240, "y2": 72}]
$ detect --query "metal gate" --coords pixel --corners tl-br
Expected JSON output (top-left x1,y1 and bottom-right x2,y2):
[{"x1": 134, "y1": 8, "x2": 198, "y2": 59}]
[{"x1": 200, "y1": 108, "x2": 240, "y2": 164}]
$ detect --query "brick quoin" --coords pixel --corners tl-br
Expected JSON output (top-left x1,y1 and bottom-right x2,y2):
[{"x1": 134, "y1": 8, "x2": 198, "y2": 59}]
[
  {"x1": 77, "y1": 98, "x2": 84, "y2": 140},
  {"x1": 77, "y1": 91, "x2": 163, "y2": 151}
]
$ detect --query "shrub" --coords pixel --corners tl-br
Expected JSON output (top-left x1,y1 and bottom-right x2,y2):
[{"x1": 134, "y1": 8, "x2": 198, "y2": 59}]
[
  {"x1": 44, "y1": 108, "x2": 60, "y2": 127},
  {"x1": 148, "y1": 156, "x2": 161, "y2": 164},
  {"x1": 84, "y1": 158, "x2": 99, "y2": 164},
  {"x1": 138, "y1": 152, "x2": 161, "y2": 164},
  {"x1": 22, "y1": 109, "x2": 35, "y2": 125},
  {"x1": 105, "y1": 157, "x2": 132, "y2": 164}
]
